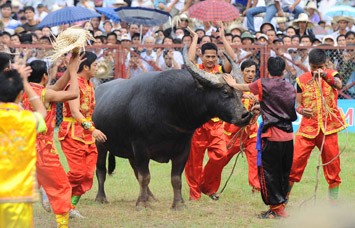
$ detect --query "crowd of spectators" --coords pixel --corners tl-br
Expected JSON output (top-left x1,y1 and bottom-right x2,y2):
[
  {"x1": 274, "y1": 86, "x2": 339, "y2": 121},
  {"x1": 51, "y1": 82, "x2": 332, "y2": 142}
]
[{"x1": 0, "y1": 0, "x2": 354, "y2": 97}]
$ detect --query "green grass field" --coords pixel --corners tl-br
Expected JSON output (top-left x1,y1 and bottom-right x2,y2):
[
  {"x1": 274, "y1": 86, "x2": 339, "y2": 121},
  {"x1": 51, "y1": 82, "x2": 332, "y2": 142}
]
[{"x1": 34, "y1": 132, "x2": 355, "y2": 227}]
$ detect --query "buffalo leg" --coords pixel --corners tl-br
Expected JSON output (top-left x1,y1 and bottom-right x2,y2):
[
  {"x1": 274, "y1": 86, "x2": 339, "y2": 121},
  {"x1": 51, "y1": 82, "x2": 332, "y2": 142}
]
[
  {"x1": 129, "y1": 159, "x2": 157, "y2": 202},
  {"x1": 170, "y1": 143, "x2": 190, "y2": 210},
  {"x1": 95, "y1": 143, "x2": 109, "y2": 203}
]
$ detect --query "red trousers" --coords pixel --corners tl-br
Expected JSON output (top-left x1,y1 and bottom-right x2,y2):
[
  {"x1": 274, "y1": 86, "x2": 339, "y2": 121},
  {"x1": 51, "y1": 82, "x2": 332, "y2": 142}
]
[
  {"x1": 36, "y1": 140, "x2": 72, "y2": 215},
  {"x1": 185, "y1": 120, "x2": 227, "y2": 200},
  {"x1": 60, "y1": 137, "x2": 98, "y2": 196},
  {"x1": 224, "y1": 134, "x2": 260, "y2": 189},
  {"x1": 289, "y1": 132, "x2": 341, "y2": 188}
]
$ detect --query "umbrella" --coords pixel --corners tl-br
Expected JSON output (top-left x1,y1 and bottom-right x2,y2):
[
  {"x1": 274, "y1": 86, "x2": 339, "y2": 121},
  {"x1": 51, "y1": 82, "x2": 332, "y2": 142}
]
[
  {"x1": 188, "y1": 0, "x2": 240, "y2": 22},
  {"x1": 96, "y1": 7, "x2": 120, "y2": 23},
  {"x1": 323, "y1": 5, "x2": 355, "y2": 18},
  {"x1": 38, "y1": 6, "x2": 101, "y2": 28},
  {"x1": 115, "y1": 7, "x2": 170, "y2": 26}
]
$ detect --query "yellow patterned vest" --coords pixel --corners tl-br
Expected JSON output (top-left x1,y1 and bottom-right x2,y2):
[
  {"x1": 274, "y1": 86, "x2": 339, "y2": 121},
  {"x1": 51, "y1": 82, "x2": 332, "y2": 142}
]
[
  {"x1": 296, "y1": 69, "x2": 347, "y2": 139},
  {"x1": 0, "y1": 103, "x2": 38, "y2": 203},
  {"x1": 58, "y1": 76, "x2": 96, "y2": 144}
]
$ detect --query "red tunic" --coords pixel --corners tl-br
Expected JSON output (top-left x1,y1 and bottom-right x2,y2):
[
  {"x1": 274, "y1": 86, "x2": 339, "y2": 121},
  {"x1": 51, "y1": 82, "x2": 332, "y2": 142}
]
[{"x1": 23, "y1": 83, "x2": 72, "y2": 215}]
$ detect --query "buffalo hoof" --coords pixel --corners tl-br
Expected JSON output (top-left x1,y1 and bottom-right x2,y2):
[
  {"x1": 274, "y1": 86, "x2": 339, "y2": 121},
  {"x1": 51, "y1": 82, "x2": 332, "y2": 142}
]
[
  {"x1": 95, "y1": 195, "x2": 109, "y2": 204},
  {"x1": 171, "y1": 200, "x2": 186, "y2": 211},
  {"x1": 136, "y1": 201, "x2": 152, "y2": 211}
]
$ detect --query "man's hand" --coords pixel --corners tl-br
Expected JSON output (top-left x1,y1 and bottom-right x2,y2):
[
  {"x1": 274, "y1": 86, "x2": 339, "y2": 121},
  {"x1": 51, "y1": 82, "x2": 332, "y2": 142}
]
[
  {"x1": 187, "y1": 26, "x2": 197, "y2": 39},
  {"x1": 12, "y1": 64, "x2": 32, "y2": 80},
  {"x1": 312, "y1": 68, "x2": 326, "y2": 78},
  {"x1": 67, "y1": 53, "x2": 86, "y2": 74},
  {"x1": 92, "y1": 129, "x2": 107, "y2": 143},
  {"x1": 301, "y1": 107, "x2": 313, "y2": 118},
  {"x1": 250, "y1": 103, "x2": 260, "y2": 116},
  {"x1": 223, "y1": 74, "x2": 237, "y2": 88}
]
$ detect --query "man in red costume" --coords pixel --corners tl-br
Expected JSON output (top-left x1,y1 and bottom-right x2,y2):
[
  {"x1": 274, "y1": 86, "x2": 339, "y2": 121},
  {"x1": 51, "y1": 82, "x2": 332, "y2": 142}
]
[
  {"x1": 223, "y1": 59, "x2": 261, "y2": 193},
  {"x1": 22, "y1": 56, "x2": 82, "y2": 227},
  {"x1": 58, "y1": 52, "x2": 107, "y2": 218},
  {"x1": 184, "y1": 27, "x2": 232, "y2": 201},
  {"x1": 288, "y1": 48, "x2": 347, "y2": 204}
]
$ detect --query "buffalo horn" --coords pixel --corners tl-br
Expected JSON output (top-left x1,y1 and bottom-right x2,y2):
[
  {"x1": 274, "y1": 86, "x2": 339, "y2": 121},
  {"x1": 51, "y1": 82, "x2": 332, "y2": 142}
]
[
  {"x1": 223, "y1": 52, "x2": 244, "y2": 83},
  {"x1": 183, "y1": 46, "x2": 224, "y2": 88}
]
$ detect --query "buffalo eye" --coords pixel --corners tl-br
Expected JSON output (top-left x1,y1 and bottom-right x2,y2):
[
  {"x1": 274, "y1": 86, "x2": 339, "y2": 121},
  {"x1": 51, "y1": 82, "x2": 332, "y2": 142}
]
[{"x1": 222, "y1": 88, "x2": 230, "y2": 97}]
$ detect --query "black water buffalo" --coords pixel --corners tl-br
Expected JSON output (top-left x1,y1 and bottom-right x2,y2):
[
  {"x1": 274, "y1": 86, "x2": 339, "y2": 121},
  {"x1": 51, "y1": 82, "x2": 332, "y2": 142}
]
[{"x1": 92, "y1": 49, "x2": 252, "y2": 210}]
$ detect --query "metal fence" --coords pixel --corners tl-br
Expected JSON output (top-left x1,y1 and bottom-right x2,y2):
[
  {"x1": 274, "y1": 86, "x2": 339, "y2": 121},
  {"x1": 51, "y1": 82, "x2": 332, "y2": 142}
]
[{"x1": 5, "y1": 43, "x2": 355, "y2": 100}]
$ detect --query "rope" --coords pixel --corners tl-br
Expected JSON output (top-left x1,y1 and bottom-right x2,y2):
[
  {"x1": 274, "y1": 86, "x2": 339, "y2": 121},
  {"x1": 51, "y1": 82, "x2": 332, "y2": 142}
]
[{"x1": 219, "y1": 107, "x2": 259, "y2": 195}]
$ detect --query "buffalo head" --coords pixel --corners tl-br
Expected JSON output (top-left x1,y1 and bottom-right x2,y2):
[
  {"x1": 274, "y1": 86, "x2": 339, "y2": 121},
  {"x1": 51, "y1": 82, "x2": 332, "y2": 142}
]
[{"x1": 183, "y1": 46, "x2": 252, "y2": 126}]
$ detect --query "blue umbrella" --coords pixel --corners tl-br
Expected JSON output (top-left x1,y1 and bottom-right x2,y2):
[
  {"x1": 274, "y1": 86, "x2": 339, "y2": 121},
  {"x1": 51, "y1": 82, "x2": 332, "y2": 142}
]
[
  {"x1": 114, "y1": 7, "x2": 170, "y2": 26},
  {"x1": 38, "y1": 6, "x2": 101, "y2": 28},
  {"x1": 96, "y1": 7, "x2": 120, "y2": 23},
  {"x1": 323, "y1": 5, "x2": 355, "y2": 18}
]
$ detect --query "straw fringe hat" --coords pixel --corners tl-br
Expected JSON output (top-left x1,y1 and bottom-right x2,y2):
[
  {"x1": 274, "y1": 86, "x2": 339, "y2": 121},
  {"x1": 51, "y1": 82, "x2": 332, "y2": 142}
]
[{"x1": 50, "y1": 26, "x2": 95, "y2": 61}]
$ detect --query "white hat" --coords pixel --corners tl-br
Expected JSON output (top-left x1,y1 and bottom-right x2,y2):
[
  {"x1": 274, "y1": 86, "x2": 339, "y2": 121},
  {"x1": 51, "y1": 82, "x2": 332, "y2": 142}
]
[
  {"x1": 228, "y1": 22, "x2": 246, "y2": 33},
  {"x1": 113, "y1": 0, "x2": 128, "y2": 6},
  {"x1": 256, "y1": 33, "x2": 268, "y2": 40},
  {"x1": 120, "y1": 33, "x2": 131, "y2": 41},
  {"x1": 333, "y1": 16, "x2": 354, "y2": 24},
  {"x1": 180, "y1": 13, "x2": 189, "y2": 21},
  {"x1": 276, "y1": 17, "x2": 287, "y2": 24},
  {"x1": 292, "y1": 13, "x2": 314, "y2": 28},
  {"x1": 322, "y1": 35, "x2": 337, "y2": 46},
  {"x1": 305, "y1": 1, "x2": 317, "y2": 10}
]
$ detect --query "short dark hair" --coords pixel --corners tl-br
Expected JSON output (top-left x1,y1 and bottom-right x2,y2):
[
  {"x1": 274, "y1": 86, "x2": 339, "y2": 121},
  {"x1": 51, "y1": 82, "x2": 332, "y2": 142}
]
[
  {"x1": 24, "y1": 6, "x2": 35, "y2": 13},
  {"x1": 309, "y1": 48, "x2": 327, "y2": 65},
  {"x1": 28, "y1": 60, "x2": 47, "y2": 83},
  {"x1": 291, "y1": 35, "x2": 300, "y2": 41},
  {"x1": 241, "y1": 59, "x2": 257, "y2": 71},
  {"x1": 131, "y1": 33, "x2": 140, "y2": 40},
  {"x1": 19, "y1": 33, "x2": 32, "y2": 44},
  {"x1": 201, "y1": 42, "x2": 218, "y2": 55},
  {"x1": 1, "y1": 31, "x2": 11, "y2": 38},
  {"x1": 336, "y1": 34, "x2": 345, "y2": 42},
  {"x1": 345, "y1": 31, "x2": 355, "y2": 38},
  {"x1": 107, "y1": 32, "x2": 117, "y2": 40},
  {"x1": 1, "y1": 3, "x2": 12, "y2": 9},
  {"x1": 0, "y1": 52, "x2": 12, "y2": 72},
  {"x1": 78, "y1": 51, "x2": 97, "y2": 73},
  {"x1": 182, "y1": 34, "x2": 192, "y2": 41},
  {"x1": 286, "y1": 26, "x2": 296, "y2": 33},
  {"x1": 0, "y1": 69, "x2": 23, "y2": 102},
  {"x1": 267, "y1": 56, "x2": 285, "y2": 76},
  {"x1": 301, "y1": 35, "x2": 311, "y2": 42}
]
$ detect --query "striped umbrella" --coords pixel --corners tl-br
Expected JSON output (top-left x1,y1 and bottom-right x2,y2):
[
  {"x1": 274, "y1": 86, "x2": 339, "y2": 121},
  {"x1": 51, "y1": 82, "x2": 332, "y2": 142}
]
[{"x1": 188, "y1": 0, "x2": 240, "y2": 22}]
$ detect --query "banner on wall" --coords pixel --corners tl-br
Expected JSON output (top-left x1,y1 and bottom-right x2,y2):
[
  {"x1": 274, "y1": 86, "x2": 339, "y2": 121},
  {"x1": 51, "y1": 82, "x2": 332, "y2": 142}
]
[{"x1": 292, "y1": 100, "x2": 355, "y2": 133}]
